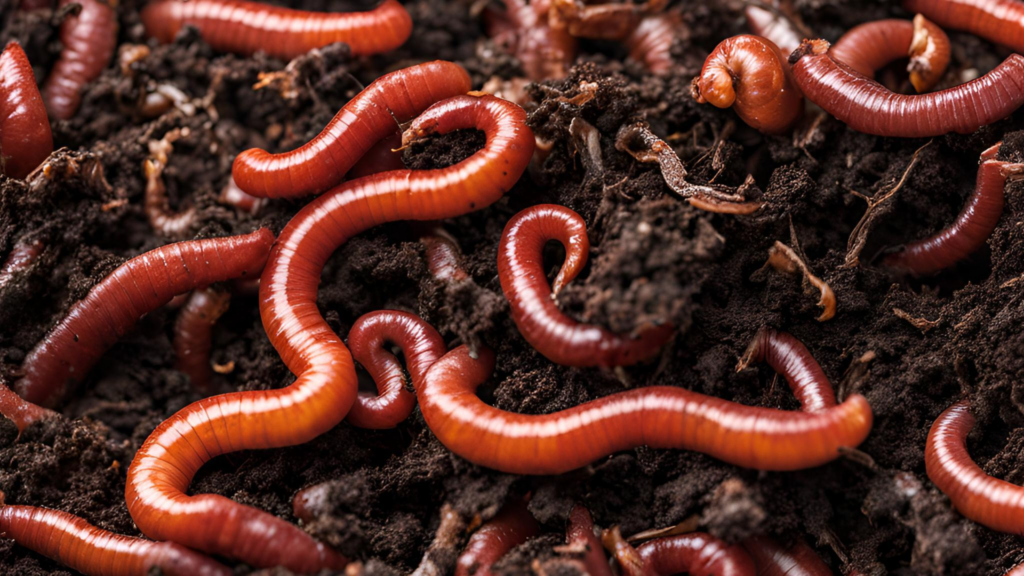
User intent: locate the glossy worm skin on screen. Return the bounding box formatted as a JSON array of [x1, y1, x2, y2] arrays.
[[125, 94, 533, 572], [830, 16, 950, 92], [567, 505, 613, 576], [629, 534, 757, 576], [140, 0, 412, 60], [43, 0, 117, 120], [692, 35, 804, 134], [884, 142, 1022, 275], [0, 239, 44, 292], [498, 204, 673, 367], [0, 503, 230, 576], [218, 177, 266, 215], [14, 229, 274, 408], [347, 131, 406, 180], [485, 0, 578, 81], [173, 288, 231, 395], [925, 400, 1024, 535], [745, 6, 802, 55], [455, 499, 539, 576], [346, 310, 446, 429], [903, 0, 1024, 54], [741, 536, 833, 576], [0, 43, 52, 179], [1008, 566, 1024, 576], [417, 341, 872, 474], [232, 60, 471, 199], [791, 39, 1024, 138], [422, 229, 470, 283], [626, 12, 683, 74], [0, 380, 54, 432], [739, 327, 836, 412]]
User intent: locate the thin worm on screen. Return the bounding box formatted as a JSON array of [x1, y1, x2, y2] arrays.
[[498, 204, 673, 367], [692, 35, 804, 134], [625, 12, 683, 74], [421, 228, 470, 283], [0, 239, 44, 292], [231, 60, 471, 199], [737, 327, 836, 412], [741, 536, 833, 576], [417, 339, 872, 474], [566, 505, 613, 576], [144, 155, 197, 239], [14, 229, 274, 408], [745, 5, 802, 55], [43, 0, 117, 120], [903, 0, 1024, 53], [173, 288, 231, 395], [345, 310, 446, 429], [484, 0, 578, 81], [140, 0, 412, 60], [125, 93, 534, 572], [455, 498, 539, 576], [883, 142, 1023, 275], [218, 177, 266, 215], [0, 379, 55, 432], [829, 16, 950, 93], [790, 39, 1024, 138], [1, 42, 53, 179]]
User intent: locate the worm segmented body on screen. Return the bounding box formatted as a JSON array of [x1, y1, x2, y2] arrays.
[[456, 499, 539, 576], [0, 239, 44, 292], [125, 93, 533, 572], [830, 16, 950, 92], [567, 506, 613, 576], [742, 537, 833, 575], [625, 12, 683, 74], [745, 5, 802, 55], [633, 533, 757, 576], [141, 0, 412, 60], [485, 0, 578, 81], [43, 0, 117, 120], [173, 288, 231, 394], [1, 43, 52, 179], [903, 0, 1024, 53]]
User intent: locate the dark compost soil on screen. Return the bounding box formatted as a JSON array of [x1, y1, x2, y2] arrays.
[[2, 0, 1024, 574]]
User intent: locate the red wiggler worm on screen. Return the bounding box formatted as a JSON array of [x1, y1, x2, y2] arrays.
[[692, 35, 805, 134], [346, 131, 406, 180], [745, 5, 803, 55], [0, 379, 55, 432], [231, 60, 472, 199], [14, 229, 274, 407], [829, 15, 950, 92], [144, 155, 197, 239], [0, 42, 53, 179], [217, 177, 266, 215], [790, 39, 1024, 137], [737, 327, 836, 412], [1007, 565, 1024, 576], [742, 536, 833, 575], [345, 310, 446, 430], [498, 204, 673, 367], [125, 92, 534, 572], [456, 498, 539, 576], [883, 142, 1023, 275], [173, 288, 231, 395], [903, 0, 1024, 53], [0, 239, 44, 292], [421, 228, 470, 283], [566, 505, 613, 576], [614, 532, 757, 576], [140, 0, 412, 61], [484, 0, 578, 81], [625, 12, 684, 74], [43, 0, 117, 120]]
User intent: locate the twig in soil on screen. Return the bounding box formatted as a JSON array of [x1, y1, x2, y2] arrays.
[[838, 350, 875, 401], [625, 515, 699, 542], [793, 111, 827, 162], [144, 127, 198, 238], [759, 223, 837, 321], [892, 308, 940, 333], [569, 117, 604, 180], [838, 446, 878, 470], [411, 504, 467, 576]]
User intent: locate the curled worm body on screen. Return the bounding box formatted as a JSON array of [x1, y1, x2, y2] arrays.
[[173, 288, 231, 394], [43, 0, 117, 120], [456, 499, 539, 576], [141, 0, 412, 60], [633, 533, 757, 576], [567, 505, 613, 576], [1, 43, 53, 179], [903, 0, 1024, 53], [830, 16, 950, 92], [741, 536, 833, 576]]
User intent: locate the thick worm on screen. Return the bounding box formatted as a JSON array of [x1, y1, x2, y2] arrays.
[[485, 0, 578, 81], [625, 12, 683, 74], [622, 533, 757, 576], [830, 16, 950, 92], [421, 228, 470, 283], [345, 310, 446, 429], [14, 229, 274, 407], [140, 0, 412, 60], [566, 505, 613, 576], [498, 204, 673, 367], [346, 131, 405, 180], [417, 340, 872, 474], [741, 536, 833, 576], [903, 0, 1024, 54], [125, 93, 533, 572], [1, 42, 53, 179], [43, 0, 117, 120], [231, 60, 471, 199], [790, 39, 1024, 137], [456, 499, 539, 576], [745, 5, 802, 55], [883, 142, 1023, 275], [173, 288, 231, 395], [692, 35, 804, 134]]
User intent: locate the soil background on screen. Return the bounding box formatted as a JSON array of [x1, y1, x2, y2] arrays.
[[2, 0, 1024, 574]]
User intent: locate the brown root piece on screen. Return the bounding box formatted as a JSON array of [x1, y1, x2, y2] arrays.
[[601, 527, 644, 576], [625, 516, 700, 543], [551, 0, 668, 40], [411, 504, 467, 576], [892, 308, 940, 333], [764, 241, 837, 322], [569, 117, 604, 180], [615, 123, 762, 214], [145, 127, 198, 238]]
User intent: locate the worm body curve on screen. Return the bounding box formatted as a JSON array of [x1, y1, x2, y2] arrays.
[[421, 229, 470, 283], [173, 288, 231, 394], [567, 505, 613, 576], [0, 239, 44, 292], [485, 0, 578, 81], [626, 12, 683, 74], [634, 533, 757, 576], [829, 16, 950, 92], [455, 499, 539, 576], [741, 536, 833, 576], [43, 0, 117, 120], [0, 43, 52, 179], [745, 6, 802, 55], [903, 0, 1024, 54]]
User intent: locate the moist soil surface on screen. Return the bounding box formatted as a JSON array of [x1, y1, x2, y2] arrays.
[[2, 0, 1024, 574]]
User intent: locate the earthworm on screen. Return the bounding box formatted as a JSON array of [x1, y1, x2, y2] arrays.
[[609, 530, 757, 576], [883, 142, 1023, 275], [347, 131, 405, 180], [417, 340, 872, 474], [745, 5, 802, 55], [231, 60, 471, 199], [346, 310, 446, 429], [0, 497, 231, 576], [144, 131, 197, 239], [625, 12, 684, 74], [484, 0, 578, 81], [125, 93, 534, 571], [0, 42, 53, 179], [421, 228, 470, 283], [692, 35, 804, 134], [829, 16, 950, 93], [903, 0, 1024, 53], [20, 0, 52, 10], [498, 204, 674, 367], [173, 288, 231, 395], [0, 380, 55, 432], [737, 327, 835, 412], [0, 239, 44, 293], [566, 505, 613, 576], [741, 536, 833, 576], [1008, 566, 1024, 576], [42, 0, 118, 120], [411, 503, 467, 576], [218, 177, 266, 215], [790, 39, 1024, 137], [140, 0, 412, 60], [456, 499, 539, 576], [14, 229, 274, 407]]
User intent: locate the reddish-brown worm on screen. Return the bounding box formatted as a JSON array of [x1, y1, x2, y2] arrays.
[[484, 0, 578, 81], [566, 505, 613, 576], [231, 60, 471, 199], [14, 229, 274, 408], [692, 35, 804, 134], [42, 0, 117, 120], [20, 0, 52, 10], [0, 496, 231, 576], [790, 39, 1024, 138], [903, 0, 1024, 53], [830, 15, 950, 93], [0, 239, 44, 292], [345, 310, 446, 429], [0, 379, 55, 432], [218, 177, 266, 215], [884, 142, 1023, 275], [745, 5, 803, 55], [737, 327, 836, 412], [456, 498, 539, 576], [498, 204, 673, 367], [125, 93, 534, 572], [625, 12, 684, 74], [609, 531, 757, 576], [346, 131, 406, 180], [140, 0, 412, 60], [0, 42, 53, 179], [741, 536, 834, 576], [173, 288, 231, 395], [421, 228, 470, 283], [144, 145, 197, 239], [1007, 565, 1024, 576], [925, 400, 1024, 535], [417, 336, 872, 474]]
